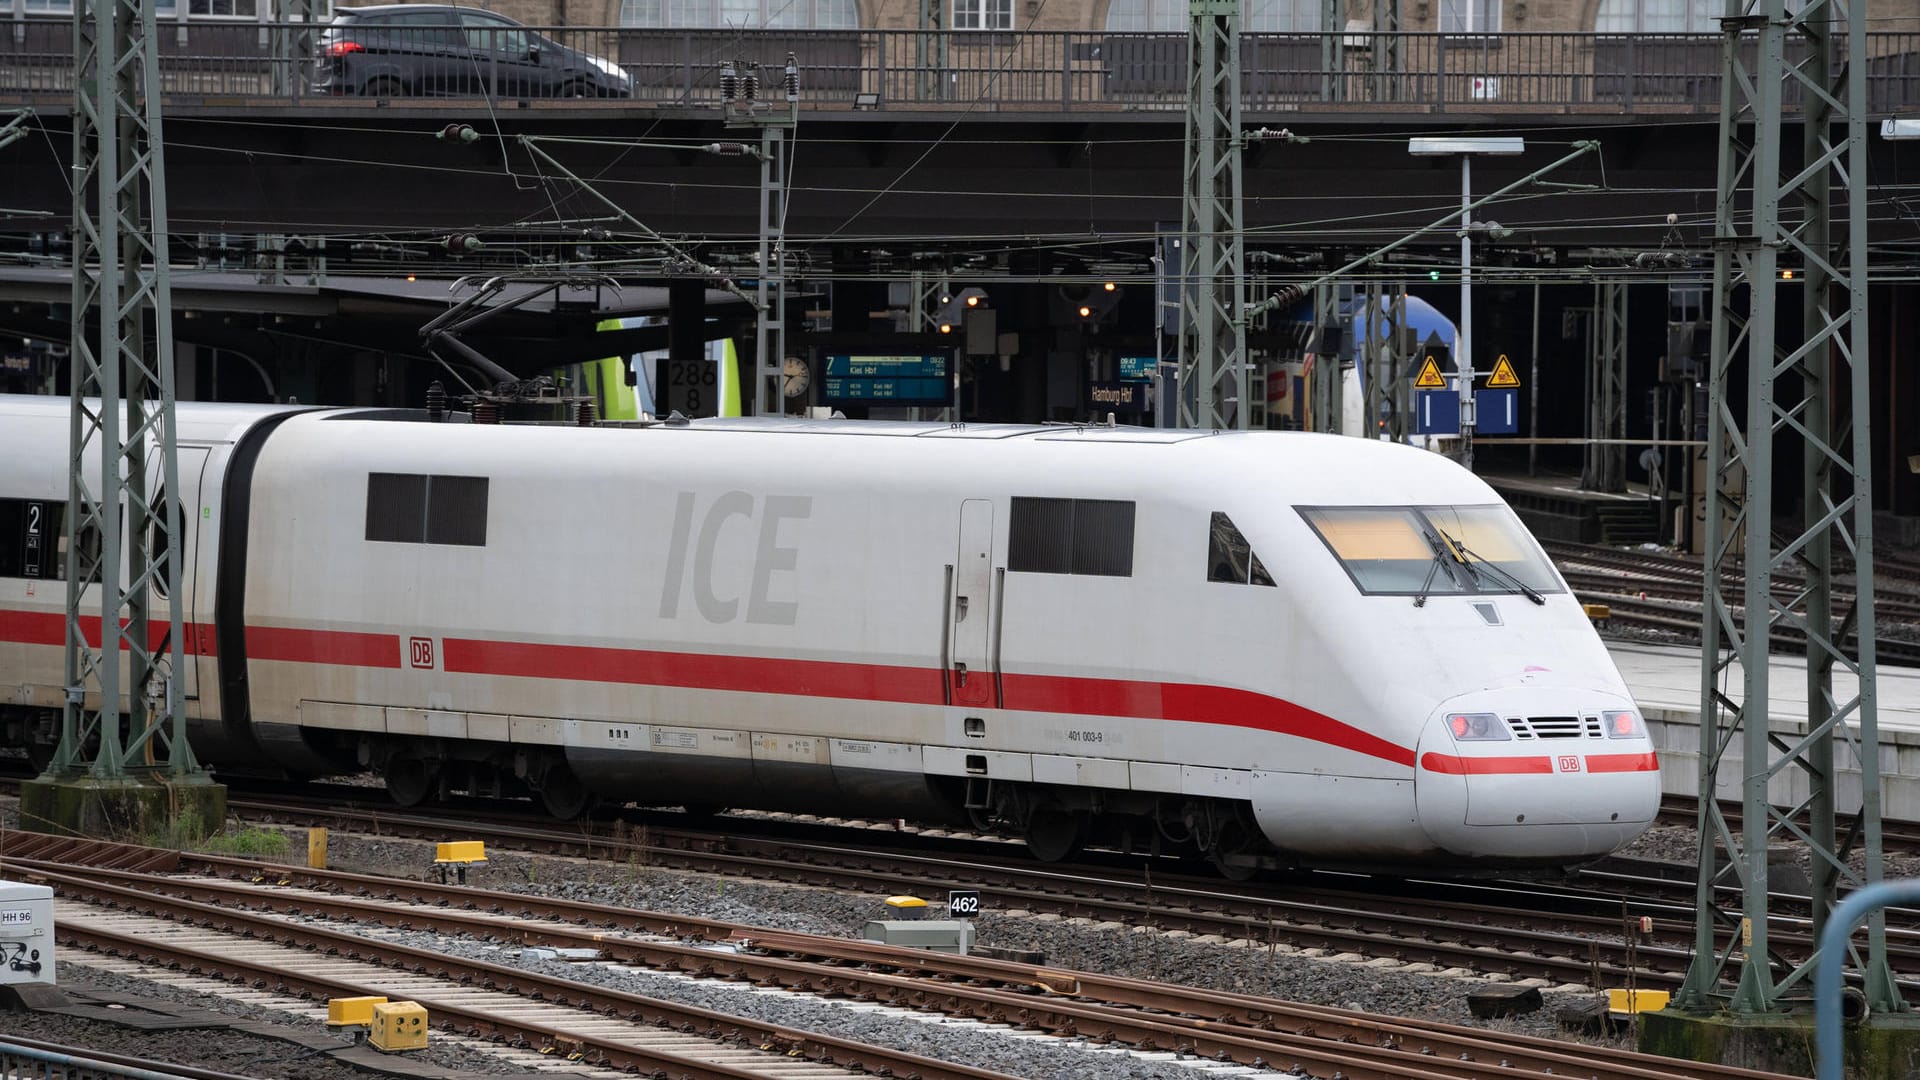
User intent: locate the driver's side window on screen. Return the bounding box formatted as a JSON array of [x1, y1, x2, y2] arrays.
[[460, 13, 528, 54]]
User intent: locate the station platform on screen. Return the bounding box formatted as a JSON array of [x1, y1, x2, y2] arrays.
[[1608, 640, 1920, 820], [1483, 470, 1670, 546]]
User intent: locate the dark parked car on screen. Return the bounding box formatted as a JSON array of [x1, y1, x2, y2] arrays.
[[314, 5, 633, 99]]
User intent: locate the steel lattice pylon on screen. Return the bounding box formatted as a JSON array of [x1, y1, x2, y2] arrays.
[[723, 57, 797, 419], [268, 0, 318, 99], [1676, 0, 1900, 1015], [59, 0, 198, 783], [1307, 283, 1343, 433], [1360, 284, 1410, 442], [1176, 0, 1247, 431], [1371, 0, 1402, 102], [1582, 280, 1627, 492]]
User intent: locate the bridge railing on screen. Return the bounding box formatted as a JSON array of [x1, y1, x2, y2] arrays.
[[2, 21, 1917, 114]]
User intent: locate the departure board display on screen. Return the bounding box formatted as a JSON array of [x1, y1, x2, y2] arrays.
[[822, 354, 952, 406]]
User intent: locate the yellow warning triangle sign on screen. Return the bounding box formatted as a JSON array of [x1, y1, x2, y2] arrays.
[[1487, 354, 1521, 388], [1413, 355, 1447, 389]]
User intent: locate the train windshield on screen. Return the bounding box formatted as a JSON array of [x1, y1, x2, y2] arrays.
[[1299, 505, 1563, 598]]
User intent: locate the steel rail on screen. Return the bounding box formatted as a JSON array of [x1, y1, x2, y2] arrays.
[[18, 858, 1793, 1080], [36, 868, 1022, 1080], [0, 1034, 260, 1080]]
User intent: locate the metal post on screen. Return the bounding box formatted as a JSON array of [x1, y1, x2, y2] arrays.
[[1676, 0, 1896, 1018], [918, 0, 947, 101], [1320, 0, 1343, 103], [1309, 282, 1342, 432], [1177, 0, 1247, 430], [61, 0, 195, 782], [1528, 281, 1539, 475], [716, 55, 798, 418], [270, 0, 317, 101], [1583, 280, 1627, 491], [1363, 281, 1387, 439], [1370, 0, 1400, 102], [1457, 155, 1474, 471], [753, 125, 787, 417]]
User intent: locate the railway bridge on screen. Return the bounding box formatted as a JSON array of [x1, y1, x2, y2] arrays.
[[3, 5, 1920, 523]]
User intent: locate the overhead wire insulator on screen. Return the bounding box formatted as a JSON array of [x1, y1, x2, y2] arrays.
[[702, 142, 751, 156], [741, 71, 759, 102], [442, 234, 482, 254], [784, 53, 799, 102], [719, 62, 738, 102], [435, 123, 478, 143]]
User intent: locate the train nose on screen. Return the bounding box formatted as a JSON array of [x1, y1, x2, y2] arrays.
[[1414, 690, 1662, 864]]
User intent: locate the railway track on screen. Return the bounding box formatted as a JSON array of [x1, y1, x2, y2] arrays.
[[1657, 794, 1920, 856], [1, 833, 1798, 1080], [1544, 538, 1920, 666], [25, 775, 1915, 1007]]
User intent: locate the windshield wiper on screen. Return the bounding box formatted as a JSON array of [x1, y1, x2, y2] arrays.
[[1413, 528, 1458, 608], [1438, 528, 1547, 606]]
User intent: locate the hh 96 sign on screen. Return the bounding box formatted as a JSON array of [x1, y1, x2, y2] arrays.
[[947, 889, 980, 918]]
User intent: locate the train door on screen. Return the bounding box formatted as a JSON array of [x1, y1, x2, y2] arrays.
[[151, 448, 211, 703], [948, 499, 995, 708]]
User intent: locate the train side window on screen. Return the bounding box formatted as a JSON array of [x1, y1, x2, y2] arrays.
[[1208, 512, 1274, 586], [1009, 497, 1134, 577], [366, 473, 428, 543], [426, 475, 489, 547], [0, 497, 68, 580], [1070, 499, 1134, 576], [1009, 497, 1072, 574]]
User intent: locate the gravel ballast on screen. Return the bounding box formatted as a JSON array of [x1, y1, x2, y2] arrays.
[[0, 816, 1816, 1079], [7, 826, 1643, 1076]]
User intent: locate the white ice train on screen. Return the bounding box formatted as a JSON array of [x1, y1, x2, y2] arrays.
[[0, 394, 1660, 874]]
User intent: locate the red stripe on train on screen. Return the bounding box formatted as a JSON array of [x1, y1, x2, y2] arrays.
[[246, 626, 401, 668], [1586, 752, 1660, 773], [440, 639, 1418, 769], [440, 638, 940, 705], [1420, 751, 1659, 775], [1420, 752, 1556, 775], [0, 608, 217, 655]]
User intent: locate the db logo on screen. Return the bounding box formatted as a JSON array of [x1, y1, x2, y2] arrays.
[[1558, 754, 1582, 773], [409, 637, 436, 670]]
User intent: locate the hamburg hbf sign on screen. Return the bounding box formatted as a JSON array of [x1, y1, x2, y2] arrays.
[[1088, 380, 1146, 413]]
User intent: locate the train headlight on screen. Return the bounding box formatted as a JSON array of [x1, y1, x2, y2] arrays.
[[1604, 710, 1644, 738], [1447, 712, 1510, 742]]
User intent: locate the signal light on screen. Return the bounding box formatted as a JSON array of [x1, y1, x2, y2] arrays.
[[1780, 268, 1796, 280], [405, 274, 417, 282], [1103, 281, 1116, 292], [1078, 305, 1092, 318], [939, 323, 953, 334], [965, 295, 980, 308], [1429, 269, 1442, 281]]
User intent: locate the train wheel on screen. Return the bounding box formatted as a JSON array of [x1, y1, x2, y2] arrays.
[[539, 764, 594, 820], [1208, 820, 1262, 882], [385, 757, 434, 808], [1024, 808, 1084, 864]]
